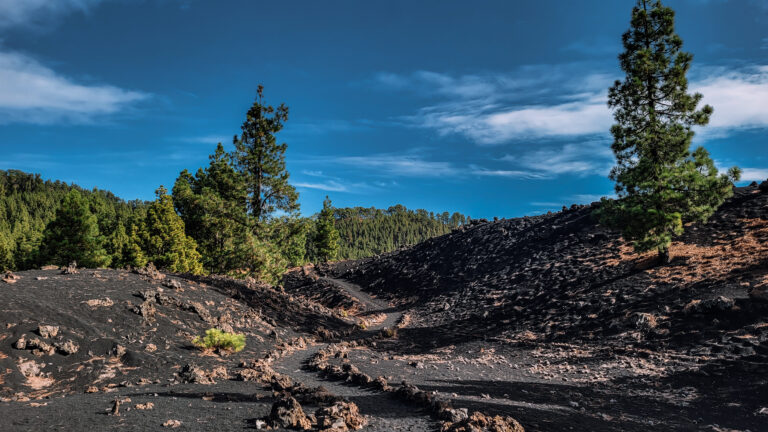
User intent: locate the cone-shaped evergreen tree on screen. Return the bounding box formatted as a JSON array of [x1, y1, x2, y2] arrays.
[[314, 196, 340, 262], [38, 189, 111, 268], [598, 0, 740, 263], [142, 186, 203, 274], [233, 85, 299, 221], [173, 144, 249, 273]]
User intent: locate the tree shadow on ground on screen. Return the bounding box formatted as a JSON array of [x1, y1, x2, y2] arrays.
[[418, 378, 702, 432]]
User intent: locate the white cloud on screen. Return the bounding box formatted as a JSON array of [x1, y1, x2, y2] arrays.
[[696, 66, 768, 132], [0, 50, 148, 124], [334, 154, 457, 177], [420, 93, 611, 145], [714, 160, 767, 183], [0, 0, 107, 28], [294, 181, 349, 192], [471, 141, 614, 180], [516, 141, 614, 177], [302, 170, 324, 177], [739, 167, 768, 182], [469, 165, 546, 179], [379, 65, 768, 145]]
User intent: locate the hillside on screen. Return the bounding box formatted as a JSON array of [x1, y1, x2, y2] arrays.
[[285, 180, 768, 431], [2, 180, 766, 431]]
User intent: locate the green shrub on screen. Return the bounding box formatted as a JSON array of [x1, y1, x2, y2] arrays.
[[192, 328, 245, 353]]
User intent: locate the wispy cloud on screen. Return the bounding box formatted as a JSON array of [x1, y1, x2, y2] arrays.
[[332, 154, 457, 177], [0, 0, 109, 28], [696, 66, 768, 133], [174, 134, 231, 145], [738, 167, 768, 182], [418, 92, 610, 145], [516, 141, 614, 177], [377, 65, 768, 145], [470, 141, 614, 180], [0, 50, 149, 124], [293, 180, 349, 192], [714, 159, 767, 183], [292, 170, 384, 194], [469, 165, 547, 179]]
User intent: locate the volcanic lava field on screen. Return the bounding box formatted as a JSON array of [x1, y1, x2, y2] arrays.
[[1, 181, 767, 431]]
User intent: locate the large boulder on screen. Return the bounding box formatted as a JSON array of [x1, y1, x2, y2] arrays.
[[268, 395, 312, 430]]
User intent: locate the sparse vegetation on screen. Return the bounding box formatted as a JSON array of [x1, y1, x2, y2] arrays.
[[192, 328, 246, 353]]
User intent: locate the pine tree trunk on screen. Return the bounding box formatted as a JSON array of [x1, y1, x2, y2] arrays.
[[659, 247, 671, 265]]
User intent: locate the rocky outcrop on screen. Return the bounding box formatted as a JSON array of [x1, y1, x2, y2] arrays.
[[315, 401, 366, 431], [267, 394, 312, 430]]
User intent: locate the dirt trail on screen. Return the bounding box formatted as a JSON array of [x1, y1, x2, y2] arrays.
[[273, 278, 433, 430], [318, 277, 402, 330]]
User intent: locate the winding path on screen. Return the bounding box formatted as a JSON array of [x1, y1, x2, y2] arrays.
[[273, 278, 434, 431]]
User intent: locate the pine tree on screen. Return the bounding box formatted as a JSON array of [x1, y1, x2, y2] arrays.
[[271, 216, 309, 267], [233, 85, 299, 221], [124, 223, 148, 268], [142, 186, 203, 274], [0, 232, 14, 271], [173, 144, 249, 273], [598, 0, 740, 263], [314, 196, 340, 262], [38, 190, 111, 268]]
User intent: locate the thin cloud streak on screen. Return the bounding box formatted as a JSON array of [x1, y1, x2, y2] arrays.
[[293, 181, 349, 192], [332, 154, 457, 177]]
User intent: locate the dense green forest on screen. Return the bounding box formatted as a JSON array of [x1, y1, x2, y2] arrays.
[[0, 169, 146, 271], [0, 168, 465, 276], [334, 205, 466, 259]]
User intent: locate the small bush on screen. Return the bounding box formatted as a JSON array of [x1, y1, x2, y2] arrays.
[[192, 328, 245, 353]]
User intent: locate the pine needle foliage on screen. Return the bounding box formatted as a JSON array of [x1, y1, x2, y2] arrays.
[[597, 0, 740, 263], [192, 328, 246, 353], [313, 196, 340, 262], [38, 189, 111, 268], [233, 85, 299, 221]]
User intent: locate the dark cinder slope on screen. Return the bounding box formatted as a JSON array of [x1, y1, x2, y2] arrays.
[[328, 182, 768, 356]]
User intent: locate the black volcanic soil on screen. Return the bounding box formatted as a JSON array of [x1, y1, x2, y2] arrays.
[[2, 181, 767, 431], [283, 182, 768, 431]]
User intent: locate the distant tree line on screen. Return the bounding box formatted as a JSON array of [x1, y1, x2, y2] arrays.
[[0, 89, 466, 280], [332, 205, 466, 260]]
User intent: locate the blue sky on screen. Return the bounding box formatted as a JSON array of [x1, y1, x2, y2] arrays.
[[0, 0, 766, 218]]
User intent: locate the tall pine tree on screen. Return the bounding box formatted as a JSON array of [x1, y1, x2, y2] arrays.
[[141, 186, 203, 274], [38, 189, 111, 268], [313, 196, 340, 262], [233, 85, 299, 221], [598, 0, 740, 263]]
